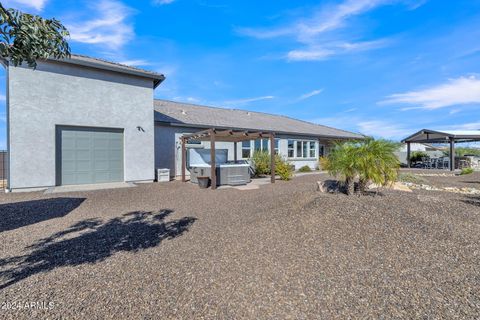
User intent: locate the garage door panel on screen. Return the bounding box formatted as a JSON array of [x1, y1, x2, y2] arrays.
[[59, 127, 124, 185]]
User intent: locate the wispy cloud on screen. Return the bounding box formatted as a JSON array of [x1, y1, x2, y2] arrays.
[[153, 0, 175, 5], [3, 0, 48, 11], [382, 76, 480, 110], [0, 94, 5, 102], [67, 0, 134, 50], [224, 95, 275, 105], [314, 115, 413, 140], [238, 0, 424, 61], [287, 39, 389, 61], [299, 89, 324, 100]]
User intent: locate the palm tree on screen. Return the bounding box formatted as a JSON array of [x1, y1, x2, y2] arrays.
[[324, 139, 400, 195], [356, 139, 400, 194], [323, 142, 358, 195]]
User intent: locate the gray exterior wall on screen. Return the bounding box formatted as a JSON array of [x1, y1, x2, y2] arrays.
[[155, 123, 331, 176], [8, 61, 155, 190]]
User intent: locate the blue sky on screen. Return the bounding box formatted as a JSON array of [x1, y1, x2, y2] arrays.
[[1, 0, 480, 148]]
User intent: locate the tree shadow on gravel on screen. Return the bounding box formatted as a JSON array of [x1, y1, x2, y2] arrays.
[[460, 195, 480, 207], [0, 198, 86, 233], [0, 209, 196, 289]]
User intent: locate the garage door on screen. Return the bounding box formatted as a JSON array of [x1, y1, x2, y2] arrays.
[[57, 127, 124, 185]]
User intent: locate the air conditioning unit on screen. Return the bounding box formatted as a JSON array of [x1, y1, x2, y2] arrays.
[[156, 168, 170, 182]]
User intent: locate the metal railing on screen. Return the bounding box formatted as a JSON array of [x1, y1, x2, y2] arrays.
[[0, 150, 7, 190]]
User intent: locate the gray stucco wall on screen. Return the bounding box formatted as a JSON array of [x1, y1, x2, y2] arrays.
[[8, 61, 155, 190], [154, 123, 328, 176]]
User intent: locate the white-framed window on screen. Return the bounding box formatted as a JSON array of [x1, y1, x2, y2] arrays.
[[242, 140, 251, 158], [288, 140, 295, 158], [289, 140, 317, 158], [254, 139, 269, 152], [274, 138, 279, 154]]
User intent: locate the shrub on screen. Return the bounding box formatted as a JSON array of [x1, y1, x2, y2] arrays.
[[319, 156, 329, 171], [410, 151, 428, 163], [251, 150, 270, 176], [298, 165, 312, 172], [275, 155, 293, 181], [460, 167, 474, 175], [251, 151, 293, 180], [397, 173, 428, 184], [324, 139, 400, 195]]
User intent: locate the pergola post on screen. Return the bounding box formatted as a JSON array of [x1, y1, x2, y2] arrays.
[[406, 142, 411, 168], [210, 129, 217, 189], [234, 141, 238, 162], [270, 133, 275, 183], [449, 138, 455, 171], [181, 138, 186, 182]]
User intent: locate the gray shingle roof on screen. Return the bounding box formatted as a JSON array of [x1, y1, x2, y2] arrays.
[[154, 99, 363, 139], [56, 54, 165, 87]]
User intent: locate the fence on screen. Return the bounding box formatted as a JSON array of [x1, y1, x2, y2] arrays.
[[0, 150, 7, 190]]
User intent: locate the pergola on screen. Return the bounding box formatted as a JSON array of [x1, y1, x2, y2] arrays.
[[180, 129, 276, 189], [402, 129, 480, 171]]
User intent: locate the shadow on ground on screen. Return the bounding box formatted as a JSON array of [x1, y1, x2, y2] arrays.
[[0, 209, 196, 289], [0, 198, 86, 233], [461, 195, 480, 207]]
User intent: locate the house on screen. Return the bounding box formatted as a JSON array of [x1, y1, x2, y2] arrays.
[[3, 55, 362, 191], [154, 100, 363, 178], [3, 54, 164, 191]]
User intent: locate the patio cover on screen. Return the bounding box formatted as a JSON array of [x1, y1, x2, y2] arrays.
[[180, 129, 276, 189], [402, 129, 480, 170]]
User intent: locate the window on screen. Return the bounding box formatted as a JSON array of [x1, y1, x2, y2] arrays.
[[242, 140, 251, 158], [274, 139, 279, 154], [310, 141, 316, 158], [288, 140, 295, 158], [254, 139, 269, 152], [319, 145, 325, 157], [290, 140, 317, 158], [254, 139, 261, 151]]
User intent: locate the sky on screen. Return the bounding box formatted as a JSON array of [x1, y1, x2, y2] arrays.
[[1, 0, 480, 149]]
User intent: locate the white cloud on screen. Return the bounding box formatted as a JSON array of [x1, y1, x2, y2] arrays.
[[224, 96, 275, 105], [238, 0, 424, 61], [299, 89, 324, 100], [0, 94, 5, 102], [357, 120, 412, 139], [3, 0, 47, 11], [153, 0, 175, 5], [67, 0, 134, 50], [382, 76, 480, 110], [443, 122, 480, 131], [314, 115, 413, 140], [118, 59, 150, 67], [287, 39, 388, 61]]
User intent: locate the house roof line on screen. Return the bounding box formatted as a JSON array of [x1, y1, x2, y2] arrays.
[[57, 54, 165, 88], [154, 99, 364, 140]]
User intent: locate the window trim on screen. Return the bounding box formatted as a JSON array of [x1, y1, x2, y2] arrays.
[[287, 139, 317, 159]]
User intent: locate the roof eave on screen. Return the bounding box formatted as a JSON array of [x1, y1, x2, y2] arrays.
[[155, 120, 364, 140]]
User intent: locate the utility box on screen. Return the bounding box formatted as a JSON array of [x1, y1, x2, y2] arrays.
[[156, 168, 170, 182]]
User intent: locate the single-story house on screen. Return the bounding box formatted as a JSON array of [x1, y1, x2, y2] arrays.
[[3, 54, 362, 191], [154, 100, 363, 178]]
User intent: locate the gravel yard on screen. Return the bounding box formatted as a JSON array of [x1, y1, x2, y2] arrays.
[[0, 173, 479, 319]]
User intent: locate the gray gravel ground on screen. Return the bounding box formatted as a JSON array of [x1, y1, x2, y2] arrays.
[[0, 173, 479, 319]]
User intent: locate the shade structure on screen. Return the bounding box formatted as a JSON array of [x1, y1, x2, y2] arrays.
[[180, 129, 276, 189], [402, 129, 480, 171]]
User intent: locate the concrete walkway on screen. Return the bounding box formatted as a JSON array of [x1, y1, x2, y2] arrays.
[[45, 182, 137, 194]]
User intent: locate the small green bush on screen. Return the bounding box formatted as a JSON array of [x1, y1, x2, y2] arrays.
[[298, 165, 312, 173], [410, 151, 428, 163], [397, 173, 428, 184], [251, 150, 270, 176], [275, 155, 293, 181], [460, 167, 474, 175]]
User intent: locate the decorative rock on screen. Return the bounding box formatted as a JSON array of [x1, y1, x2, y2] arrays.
[[316, 180, 341, 193]]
